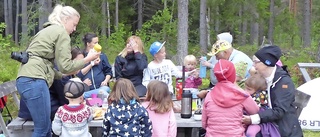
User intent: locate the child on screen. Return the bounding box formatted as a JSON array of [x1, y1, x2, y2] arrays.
[[142, 80, 177, 137], [52, 78, 93, 137], [244, 73, 280, 137], [202, 59, 259, 136], [102, 78, 152, 136], [143, 41, 194, 94], [182, 55, 202, 89]]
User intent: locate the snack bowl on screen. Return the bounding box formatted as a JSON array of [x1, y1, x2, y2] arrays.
[[193, 113, 202, 121]]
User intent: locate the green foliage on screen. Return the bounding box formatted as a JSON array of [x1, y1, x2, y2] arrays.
[[0, 23, 11, 51], [105, 23, 132, 64], [303, 130, 320, 137], [0, 23, 21, 83], [136, 8, 177, 59]]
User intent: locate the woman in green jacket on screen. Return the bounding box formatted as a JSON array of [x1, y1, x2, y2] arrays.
[[15, 4, 99, 137]]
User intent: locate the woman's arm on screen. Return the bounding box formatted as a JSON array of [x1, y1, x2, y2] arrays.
[[114, 56, 123, 80], [55, 33, 99, 74], [134, 53, 148, 71]]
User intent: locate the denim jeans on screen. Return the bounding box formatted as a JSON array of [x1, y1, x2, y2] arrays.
[[83, 86, 110, 99], [16, 77, 52, 137]]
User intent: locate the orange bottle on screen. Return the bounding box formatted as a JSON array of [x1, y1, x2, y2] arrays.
[[176, 80, 183, 100]]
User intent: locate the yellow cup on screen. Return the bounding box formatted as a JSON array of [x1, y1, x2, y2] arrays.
[[93, 44, 102, 52]]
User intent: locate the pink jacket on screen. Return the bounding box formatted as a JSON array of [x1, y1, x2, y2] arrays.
[[142, 102, 177, 137], [202, 82, 259, 137]]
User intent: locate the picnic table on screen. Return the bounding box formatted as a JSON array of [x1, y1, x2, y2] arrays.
[[7, 113, 201, 137]]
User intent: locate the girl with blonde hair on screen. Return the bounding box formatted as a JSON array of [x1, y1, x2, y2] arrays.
[[114, 36, 148, 97], [16, 4, 99, 137]]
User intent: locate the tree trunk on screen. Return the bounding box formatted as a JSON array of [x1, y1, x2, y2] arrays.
[[21, 0, 28, 44], [163, 0, 167, 9], [4, 0, 10, 36], [137, 0, 143, 30], [199, 0, 207, 54], [115, 0, 119, 28], [258, 21, 265, 46], [241, 20, 248, 46], [302, 0, 311, 47], [8, 0, 14, 38], [14, 0, 19, 45], [207, 7, 211, 48], [38, 0, 50, 30], [107, 0, 111, 37], [267, 0, 275, 44], [101, 0, 106, 36], [317, 41, 320, 62], [47, 0, 52, 12], [214, 6, 219, 33], [249, 10, 259, 45], [177, 0, 188, 65]]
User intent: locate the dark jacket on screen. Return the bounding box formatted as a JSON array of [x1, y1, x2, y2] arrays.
[[76, 52, 112, 90], [258, 66, 303, 137], [114, 52, 148, 86]]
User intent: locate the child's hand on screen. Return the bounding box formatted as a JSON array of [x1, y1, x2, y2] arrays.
[[192, 69, 200, 78], [186, 69, 197, 77]]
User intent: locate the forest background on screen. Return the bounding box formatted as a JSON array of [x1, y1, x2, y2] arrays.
[[0, 0, 320, 135]]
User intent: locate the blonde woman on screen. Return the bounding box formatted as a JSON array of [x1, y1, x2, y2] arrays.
[[114, 36, 148, 97], [16, 4, 99, 137]]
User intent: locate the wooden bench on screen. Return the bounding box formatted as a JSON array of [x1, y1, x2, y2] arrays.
[[0, 81, 20, 137]]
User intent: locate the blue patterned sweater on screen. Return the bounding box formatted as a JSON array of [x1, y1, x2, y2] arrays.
[[102, 99, 152, 137]]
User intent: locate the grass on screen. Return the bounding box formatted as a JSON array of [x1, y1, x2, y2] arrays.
[[303, 130, 320, 137]]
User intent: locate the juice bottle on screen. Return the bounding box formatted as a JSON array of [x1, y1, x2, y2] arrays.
[[175, 80, 183, 100]]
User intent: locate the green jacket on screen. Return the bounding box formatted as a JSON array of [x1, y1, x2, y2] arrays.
[[17, 23, 85, 87]]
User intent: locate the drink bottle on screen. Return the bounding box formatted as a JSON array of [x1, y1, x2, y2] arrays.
[[181, 90, 192, 118], [175, 80, 183, 100], [199, 56, 207, 78], [91, 44, 102, 66]]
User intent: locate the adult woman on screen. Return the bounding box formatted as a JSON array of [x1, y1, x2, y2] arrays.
[[114, 36, 148, 97], [76, 33, 113, 98], [15, 5, 99, 137], [242, 45, 303, 137]]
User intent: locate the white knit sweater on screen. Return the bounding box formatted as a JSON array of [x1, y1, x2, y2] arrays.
[[52, 104, 93, 137]]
